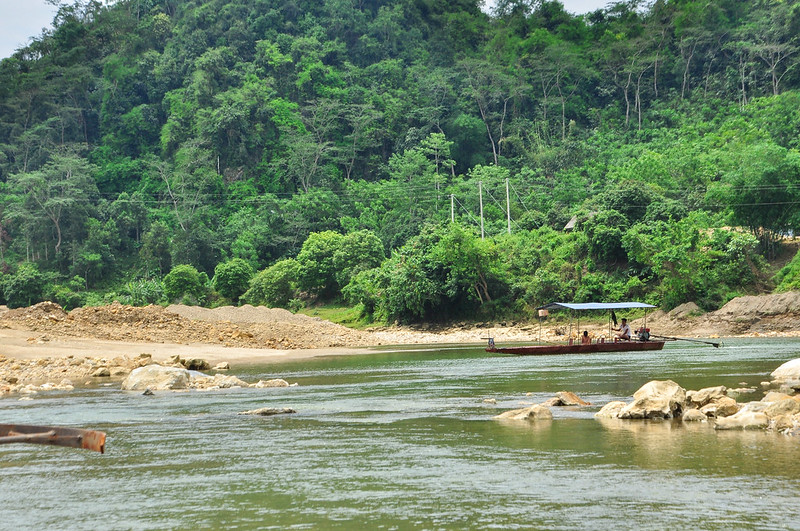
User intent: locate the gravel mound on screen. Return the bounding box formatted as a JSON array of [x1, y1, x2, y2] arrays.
[[167, 304, 317, 324], [1, 301, 373, 349]]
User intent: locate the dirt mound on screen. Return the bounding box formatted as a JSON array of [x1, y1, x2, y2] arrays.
[[647, 292, 800, 337], [167, 304, 315, 325], [0, 301, 373, 350], [3, 301, 68, 322], [713, 292, 800, 317]]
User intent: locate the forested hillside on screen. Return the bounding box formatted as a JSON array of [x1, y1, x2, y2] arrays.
[[1, 0, 800, 323]]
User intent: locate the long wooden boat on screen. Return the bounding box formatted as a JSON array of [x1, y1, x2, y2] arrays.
[[486, 339, 665, 356], [486, 300, 665, 356], [0, 424, 106, 453]]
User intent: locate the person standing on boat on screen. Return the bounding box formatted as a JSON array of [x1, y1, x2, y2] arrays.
[[581, 330, 591, 344], [614, 318, 631, 340]]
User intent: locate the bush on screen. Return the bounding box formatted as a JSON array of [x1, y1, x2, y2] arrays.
[[3, 263, 45, 309], [342, 268, 384, 318], [213, 258, 254, 302], [242, 259, 300, 308], [163, 264, 208, 304], [774, 248, 800, 292], [46, 285, 84, 310], [120, 279, 165, 306]]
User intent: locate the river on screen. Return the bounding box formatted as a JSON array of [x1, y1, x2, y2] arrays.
[[2, 338, 800, 529]]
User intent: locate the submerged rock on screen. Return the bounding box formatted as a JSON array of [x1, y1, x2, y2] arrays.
[[555, 391, 591, 406], [714, 410, 769, 430], [595, 401, 627, 418], [494, 404, 553, 421], [252, 378, 292, 388], [239, 407, 296, 416], [682, 408, 708, 422]]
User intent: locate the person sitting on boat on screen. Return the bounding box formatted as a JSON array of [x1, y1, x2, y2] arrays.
[[581, 330, 591, 344], [614, 318, 631, 340]]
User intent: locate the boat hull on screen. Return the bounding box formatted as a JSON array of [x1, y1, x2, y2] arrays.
[[487, 340, 665, 356]]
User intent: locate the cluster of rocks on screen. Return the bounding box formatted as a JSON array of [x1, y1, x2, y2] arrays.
[[121, 364, 296, 392], [0, 352, 155, 395], [495, 358, 800, 436], [595, 379, 800, 435], [494, 391, 592, 421], [0, 350, 242, 395]]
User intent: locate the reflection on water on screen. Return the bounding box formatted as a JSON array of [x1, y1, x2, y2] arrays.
[[1, 338, 800, 529]]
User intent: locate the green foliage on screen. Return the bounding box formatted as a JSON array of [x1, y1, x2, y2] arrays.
[[213, 258, 254, 303], [622, 217, 765, 311], [296, 230, 345, 299], [0, 0, 796, 320], [242, 259, 300, 308], [139, 222, 172, 276], [333, 230, 385, 289], [119, 279, 165, 306], [3, 263, 45, 309], [45, 284, 85, 310], [774, 248, 800, 292], [163, 264, 208, 304]]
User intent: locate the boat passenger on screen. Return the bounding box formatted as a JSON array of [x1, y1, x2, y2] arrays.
[[581, 330, 591, 344], [614, 318, 631, 340]]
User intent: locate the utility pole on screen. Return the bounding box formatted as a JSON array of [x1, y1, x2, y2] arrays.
[[479, 180, 484, 240], [450, 194, 454, 223], [505, 178, 511, 234]]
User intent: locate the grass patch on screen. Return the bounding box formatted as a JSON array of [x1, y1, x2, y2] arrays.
[[298, 304, 374, 330]]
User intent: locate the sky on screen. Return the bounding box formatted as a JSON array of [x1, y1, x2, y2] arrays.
[[0, 0, 611, 60]]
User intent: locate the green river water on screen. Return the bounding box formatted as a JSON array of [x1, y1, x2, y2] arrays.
[[2, 337, 800, 530]]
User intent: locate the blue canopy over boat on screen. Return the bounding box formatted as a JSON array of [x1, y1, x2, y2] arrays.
[[536, 302, 656, 311]]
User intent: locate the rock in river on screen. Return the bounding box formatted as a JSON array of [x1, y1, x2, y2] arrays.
[[618, 380, 686, 419], [494, 404, 553, 421], [239, 407, 297, 416], [121, 365, 190, 391], [771, 358, 800, 382]]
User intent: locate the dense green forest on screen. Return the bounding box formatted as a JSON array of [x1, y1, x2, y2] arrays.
[[1, 0, 800, 323]]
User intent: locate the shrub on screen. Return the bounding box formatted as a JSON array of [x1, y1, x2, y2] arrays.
[[774, 248, 800, 292], [120, 279, 165, 306], [213, 258, 254, 302], [3, 263, 45, 309], [45, 284, 84, 310], [242, 259, 300, 308], [163, 264, 208, 304]]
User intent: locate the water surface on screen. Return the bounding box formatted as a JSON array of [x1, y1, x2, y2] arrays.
[[2, 338, 799, 529]]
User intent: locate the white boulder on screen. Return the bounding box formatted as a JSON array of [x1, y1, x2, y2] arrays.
[[771, 358, 800, 382], [121, 365, 190, 391], [686, 386, 727, 407], [618, 380, 687, 419]]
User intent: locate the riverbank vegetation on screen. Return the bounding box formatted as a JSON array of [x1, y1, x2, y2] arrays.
[[1, 0, 799, 323]]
